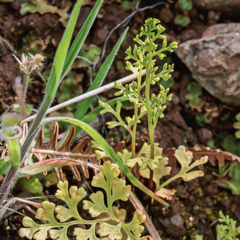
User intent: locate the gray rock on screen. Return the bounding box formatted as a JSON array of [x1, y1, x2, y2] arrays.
[[193, 0, 240, 12], [175, 23, 240, 105], [160, 214, 187, 237]]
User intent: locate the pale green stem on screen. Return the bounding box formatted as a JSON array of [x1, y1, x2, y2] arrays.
[[145, 66, 154, 159], [107, 183, 112, 215], [146, 33, 155, 159], [131, 105, 138, 158], [131, 66, 143, 158], [159, 168, 187, 189], [159, 174, 181, 190], [118, 117, 132, 134], [160, 162, 204, 189], [153, 117, 158, 130], [43, 217, 112, 228], [153, 111, 161, 130], [145, 56, 155, 191], [137, 67, 143, 93]]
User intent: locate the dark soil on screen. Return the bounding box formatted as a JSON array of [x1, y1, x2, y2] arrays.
[[0, 0, 240, 239]]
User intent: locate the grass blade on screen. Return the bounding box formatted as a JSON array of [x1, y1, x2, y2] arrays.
[[46, 0, 84, 98], [61, 0, 104, 80], [21, 0, 83, 159], [18, 158, 99, 178]]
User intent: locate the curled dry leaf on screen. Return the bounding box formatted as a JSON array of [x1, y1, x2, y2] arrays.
[[163, 146, 240, 168], [30, 122, 125, 181], [32, 122, 96, 181]]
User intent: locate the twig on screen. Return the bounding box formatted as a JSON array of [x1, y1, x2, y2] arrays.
[[31, 148, 97, 159], [21, 70, 146, 124]]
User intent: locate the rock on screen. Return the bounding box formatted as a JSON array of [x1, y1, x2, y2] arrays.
[[207, 11, 220, 25], [175, 23, 240, 105], [176, 185, 188, 199], [205, 196, 214, 207], [205, 183, 219, 196], [197, 128, 213, 144], [193, 0, 240, 12], [171, 93, 180, 106], [180, 29, 198, 42], [93, 28, 109, 45], [159, 6, 173, 24], [186, 129, 198, 145], [159, 214, 187, 237]]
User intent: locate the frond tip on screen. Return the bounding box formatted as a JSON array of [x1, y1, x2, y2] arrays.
[[19, 161, 147, 240]]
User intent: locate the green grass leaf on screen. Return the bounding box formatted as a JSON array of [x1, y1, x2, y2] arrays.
[[60, 0, 104, 81], [45, 0, 83, 98], [21, 0, 89, 160], [24, 0, 84, 145]]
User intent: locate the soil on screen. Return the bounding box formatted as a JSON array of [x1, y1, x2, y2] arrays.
[[0, 0, 240, 239]]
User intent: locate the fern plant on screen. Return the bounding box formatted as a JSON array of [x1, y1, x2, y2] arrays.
[[216, 211, 240, 240], [195, 211, 240, 240], [100, 18, 177, 161], [19, 161, 147, 240], [98, 18, 207, 198]]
